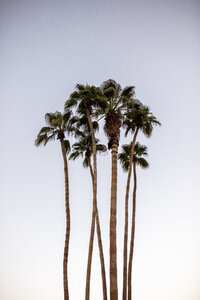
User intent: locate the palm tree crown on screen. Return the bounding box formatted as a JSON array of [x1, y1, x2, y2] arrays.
[[123, 103, 161, 138], [70, 133, 106, 168], [65, 84, 104, 116], [97, 79, 136, 149], [35, 110, 72, 152], [119, 142, 149, 172]]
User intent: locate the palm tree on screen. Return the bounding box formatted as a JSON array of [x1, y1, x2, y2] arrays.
[[97, 79, 135, 300], [35, 111, 72, 300], [119, 142, 149, 300], [65, 85, 107, 300], [122, 105, 161, 300]]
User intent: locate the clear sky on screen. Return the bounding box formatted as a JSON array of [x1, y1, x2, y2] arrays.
[[0, 0, 200, 299]]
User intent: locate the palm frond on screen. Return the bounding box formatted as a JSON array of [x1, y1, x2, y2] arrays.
[[101, 79, 121, 92], [63, 110, 72, 124], [44, 134, 56, 145], [96, 144, 107, 153], [38, 126, 54, 135], [136, 157, 149, 169], [65, 97, 78, 110], [83, 157, 89, 168], [64, 140, 71, 154], [118, 141, 149, 171], [35, 134, 48, 147], [118, 151, 130, 172], [45, 113, 56, 126], [121, 86, 135, 98], [69, 151, 83, 160], [134, 142, 148, 156]]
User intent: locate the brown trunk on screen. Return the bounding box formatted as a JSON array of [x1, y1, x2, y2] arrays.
[[110, 142, 118, 300], [128, 161, 137, 300], [122, 128, 139, 300], [95, 208, 108, 300], [60, 140, 70, 300], [88, 157, 108, 300], [85, 108, 107, 300], [85, 198, 96, 300]]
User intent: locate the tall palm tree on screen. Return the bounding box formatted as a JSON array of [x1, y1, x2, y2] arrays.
[[122, 105, 161, 300], [35, 111, 72, 300], [119, 142, 149, 300], [97, 79, 135, 300], [65, 86, 107, 300]]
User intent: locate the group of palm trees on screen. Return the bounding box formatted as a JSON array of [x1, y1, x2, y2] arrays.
[[35, 79, 161, 300]]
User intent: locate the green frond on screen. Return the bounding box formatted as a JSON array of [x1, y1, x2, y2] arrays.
[[103, 86, 116, 98], [73, 129, 86, 139], [134, 142, 148, 156], [69, 116, 79, 125], [118, 141, 149, 171], [65, 97, 78, 110], [69, 151, 83, 160], [123, 103, 160, 138], [96, 144, 107, 153], [51, 118, 60, 128], [44, 134, 56, 145], [118, 151, 130, 172], [142, 121, 153, 138], [35, 134, 48, 147], [92, 121, 99, 132], [64, 140, 71, 154], [136, 157, 149, 169], [76, 84, 86, 91], [63, 110, 72, 123], [38, 126, 54, 135], [83, 157, 89, 168], [101, 79, 121, 92], [45, 113, 56, 126], [121, 86, 135, 99], [123, 118, 136, 136], [71, 142, 87, 152]]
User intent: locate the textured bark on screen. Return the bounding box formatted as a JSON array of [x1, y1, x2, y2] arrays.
[[110, 143, 118, 300], [128, 161, 137, 300], [85, 202, 96, 300], [122, 128, 139, 300], [60, 140, 70, 300], [88, 158, 108, 300], [85, 108, 107, 300], [95, 207, 107, 300]]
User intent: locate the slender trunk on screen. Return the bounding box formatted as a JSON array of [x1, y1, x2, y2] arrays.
[[128, 162, 137, 300], [96, 208, 108, 300], [110, 142, 118, 300], [88, 157, 94, 184], [88, 158, 108, 300], [60, 140, 70, 300], [85, 197, 96, 300], [122, 128, 139, 300], [85, 108, 107, 300]]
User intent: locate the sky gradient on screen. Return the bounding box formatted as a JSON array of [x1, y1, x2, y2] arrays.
[[1, 0, 200, 299]]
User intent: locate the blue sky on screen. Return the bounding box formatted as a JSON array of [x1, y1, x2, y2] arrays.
[[0, 0, 200, 299]]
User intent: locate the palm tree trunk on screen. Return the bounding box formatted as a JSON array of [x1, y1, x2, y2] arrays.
[[110, 142, 118, 300], [88, 158, 108, 300], [60, 140, 70, 300], [122, 128, 139, 300], [85, 108, 107, 300], [85, 201, 96, 300], [128, 161, 137, 300]]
